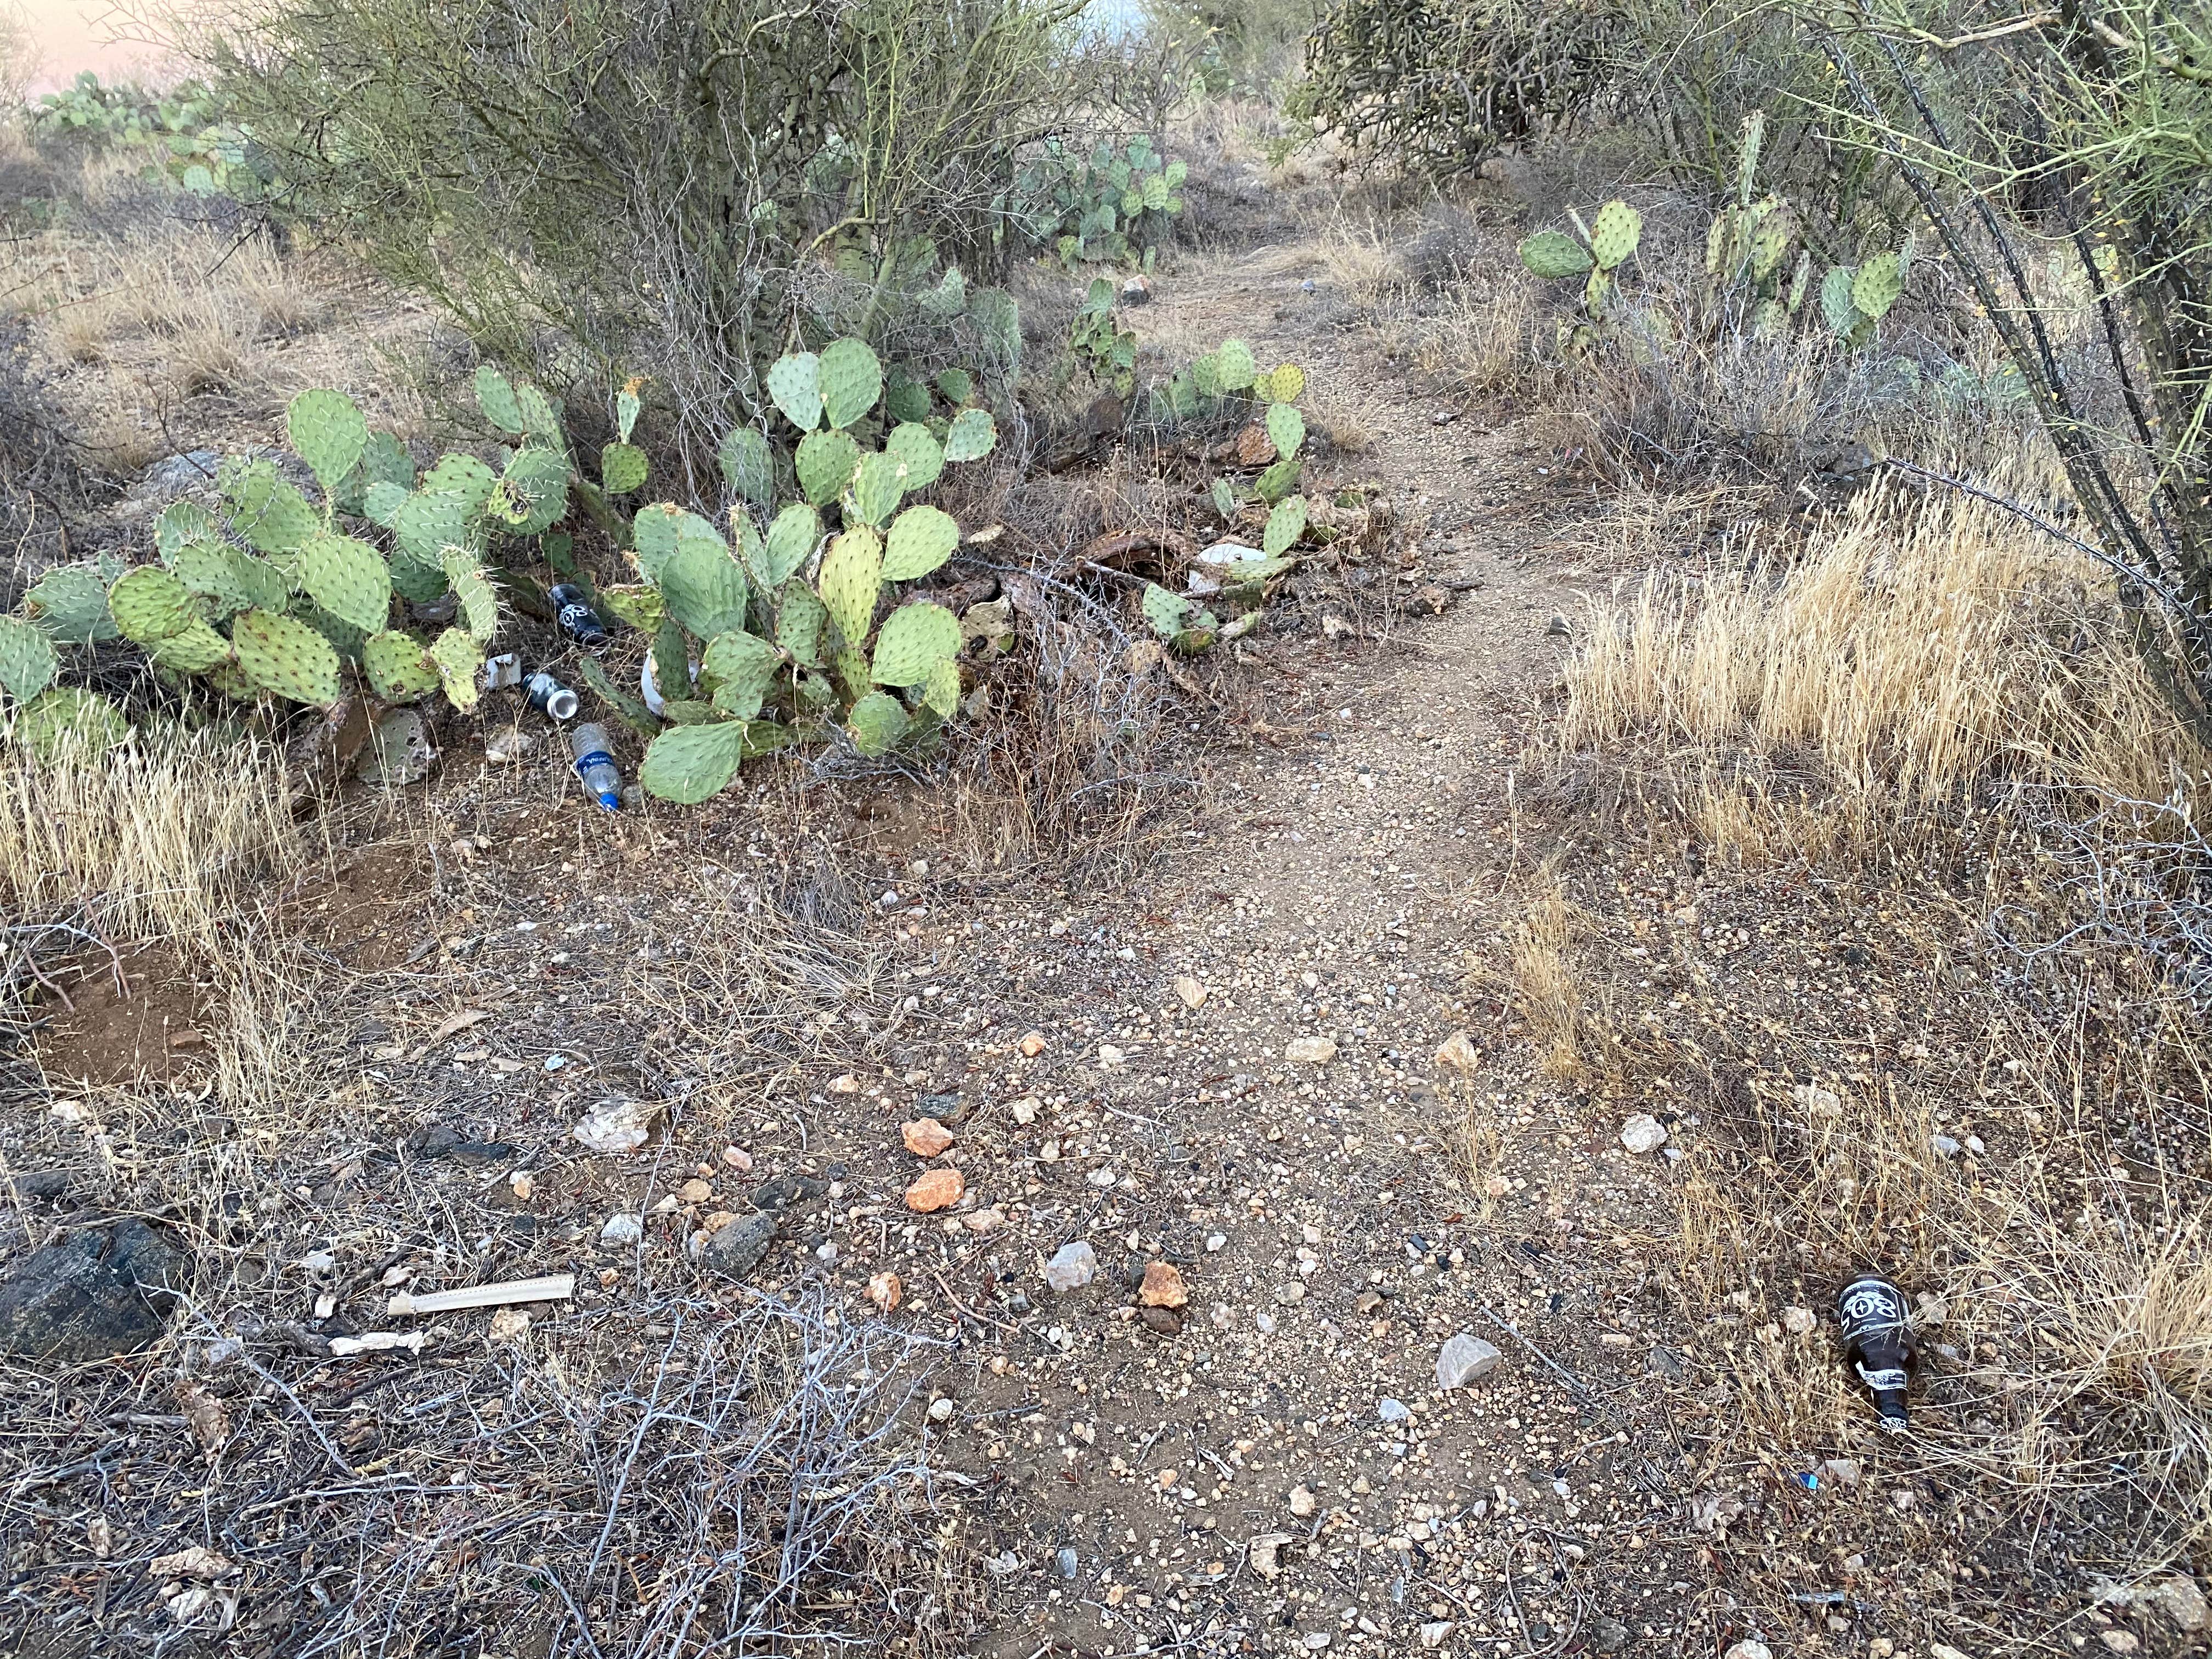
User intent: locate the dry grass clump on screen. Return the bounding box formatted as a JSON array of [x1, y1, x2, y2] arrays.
[[1559, 484, 2209, 860]]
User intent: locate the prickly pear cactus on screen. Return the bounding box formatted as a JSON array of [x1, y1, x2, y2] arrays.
[[0, 615, 58, 706], [1588, 201, 1642, 273], [640, 718, 752, 804], [870, 602, 961, 687], [23, 567, 116, 645], [881, 505, 959, 580], [233, 608, 342, 706], [1850, 252, 1903, 323], [816, 527, 883, 645], [1520, 230, 1593, 279], [818, 338, 883, 431]]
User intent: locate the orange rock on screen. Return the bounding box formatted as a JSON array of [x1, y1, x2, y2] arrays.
[[1019, 1030, 1047, 1057], [905, 1167, 964, 1212], [677, 1177, 713, 1205], [868, 1272, 904, 1313], [1139, 1260, 1188, 1308], [902, 1118, 954, 1158]]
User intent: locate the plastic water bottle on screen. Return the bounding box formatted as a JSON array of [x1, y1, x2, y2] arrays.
[[569, 722, 620, 812], [1836, 1275, 1915, 1433], [524, 671, 579, 721], [550, 583, 611, 650]]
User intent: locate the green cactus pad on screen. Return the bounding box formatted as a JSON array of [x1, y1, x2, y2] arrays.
[[1141, 582, 1190, 638], [13, 686, 127, 763], [819, 338, 883, 431], [849, 450, 907, 528], [578, 656, 658, 732], [718, 426, 774, 506], [831, 645, 872, 703], [429, 627, 483, 712], [1216, 339, 1257, 391], [1171, 623, 1217, 655], [598, 584, 667, 635], [777, 583, 827, 667], [881, 505, 960, 581], [0, 615, 58, 704], [922, 656, 961, 719], [514, 384, 562, 446], [884, 368, 932, 425], [1264, 364, 1306, 404], [659, 539, 751, 641], [1518, 230, 1593, 279], [1851, 252, 1903, 322], [652, 618, 692, 708], [1751, 298, 1788, 339], [1589, 200, 1643, 272], [25, 566, 117, 644], [1704, 211, 1740, 278], [362, 481, 410, 527], [475, 364, 525, 433], [633, 506, 725, 586], [300, 602, 370, 662], [300, 532, 393, 634], [223, 462, 319, 554], [108, 566, 198, 644], [361, 430, 416, 491], [847, 690, 909, 757], [146, 617, 233, 674], [701, 629, 781, 721], [640, 719, 749, 804], [763, 504, 822, 587], [943, 408, 996, 464], [287, 388, 369, 494], [886, 423, 944, 492], [233, 608, 342, 706], [1254, 458, 1301, 505], [1263, 495, 1308, 556], [795, 430, 861, 507], [441, 548, 500, 643], [389, 545, 450, 607], [363, 630, 440, 702], [422, 453, 497, 512], [870, 601, 961, 687], [816, 527, 883, 646], [1819, 265, 1862, 337], [1751, 206, 1796, 280], [1209, 478, 1238, 522], [392, 488, 475, 575], [156, 501, 216, 564], [601, 442, 648, 495], [492, 445, 572, 535], [767, 351, 823, 432], [1266, 402, 1306, 462], [936, 368, 975, 406]]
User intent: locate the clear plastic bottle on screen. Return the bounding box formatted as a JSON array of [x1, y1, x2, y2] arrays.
[[569, 722, 620, 812]]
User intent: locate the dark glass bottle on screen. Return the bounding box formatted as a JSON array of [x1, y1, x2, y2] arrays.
[[1837, 1275, 1915, 1433], [549, 583, 611, 650]]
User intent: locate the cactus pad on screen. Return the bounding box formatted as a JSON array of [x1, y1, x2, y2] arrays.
[[490, 445, 572, 534], [429, 627, 483, 712], [767, 351, 823, 432], [108, 567, 198, 644], [1851, 252, 1903, 322], [223, 461, 319, 554], [156, 501, 217, 564], [849, 450, 907, 527], [286, 388, 369, 493], [601, 442, 648, 495], [1254, 457, 1300, 505], [146, 617, 233, 674], [659, 538, 751, 642], [1211, 477, 1238, 521], [937, 368, 976, 406], [361, 431, 416, 491], [763, 503, 822, 587], [886, 422, 944, 492], [441, 547, 500, 642], [922, 656, 962, 719], [422, 453, 497, 512], [847, 690, 909, 757], [392, 488, 475, 575], [1519, 230, 1593, 279], [25, 566, 117, 644], [1263, 495, 1307, 556], [14, 687, 127, 763], [777, 583, 827, 667], [514, 384, 562, 446], [702, 629, 781, 720], [719, 425, 774, 506], [1215, 339, 1256, 391], [233, 608, 342, 706], [1142, 582, 1190, 639], [633, 506, 724, 586], [819, 338, 883, 430], [870, 601, 960, 687], [816, 527, 883, 646], [1820, 265, 1862, 337], [1751, 205, 1796, 279], [1589, 200, 1643, 272], [598, 583, 667, 635], [0, 615, 58, 704], [475, 364, 525, 433], [943, 408, 996, 464], [363, 481, 410, 527], [882, 504, 960, 581], [301, 532, 393, 634], [1266, 402, 1306, 462], [795, 429, 861, 506], [883, 368, 933, 425], [1263, 363, 1306, 404], [363, 630, 441, 702], [640, 719, 749, 804]]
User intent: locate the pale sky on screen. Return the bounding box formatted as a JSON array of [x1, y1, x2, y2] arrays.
[[11, 0, 176, 92]]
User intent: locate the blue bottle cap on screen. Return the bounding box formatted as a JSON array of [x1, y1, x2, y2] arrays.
[[595, 792, 620, 812]]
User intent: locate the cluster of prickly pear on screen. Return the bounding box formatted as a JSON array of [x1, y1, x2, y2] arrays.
[[621, 335, 1001, 803], [1519, 199, 1643, 319], [1070, 278, 1140, 397], [1819, 240, 1911, 348], [1018, 136, 1188, 272], [1701, 115, 1813, 339]]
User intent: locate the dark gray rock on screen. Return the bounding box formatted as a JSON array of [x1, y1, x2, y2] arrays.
[[701, 1212, 778, 1279], [0, 1220, 180, 1362], [8, 1169, 69, 1202], [1593, 1617, 1632, 1652], [405, 1124, 520, 1165], [749, 1176, 825, 1214]]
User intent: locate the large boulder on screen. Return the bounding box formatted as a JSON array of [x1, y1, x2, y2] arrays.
[[0, 1219, 182, 1362]]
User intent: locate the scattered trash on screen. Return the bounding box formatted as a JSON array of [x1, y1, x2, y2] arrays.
[[550, 582, 612, 649], [356, 708, 435, 786], [640, 651, 698, 718], [1436, 1332, 1503, 1388], [328, 1330, 426, 1357], [484, 726, 537, 763], [569, 721, 622, 811], [1837, 1274, 1916, 1433], [524, 670, 580, 721], [1056, 1546, 1080, 1579], [1045, 1239, 1099, 1293], [1793, 1470, 1819, 1491], [573, 1097, 656, 1154], [481, 651, 522, 691], [387, 1274, 578, 1321]]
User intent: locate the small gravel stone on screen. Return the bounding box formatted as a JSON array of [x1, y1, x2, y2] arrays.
[[1284, 1036, 1338, 1065], [600, 1214, 643, 1245], [1056, 1547, 1079, 1579], [1620, 1113, 1668, 1154], [1378, 1397, 1412, 1425], [1044, 1240, 1098, 1293], [1436, 1332, 1504, 1387]]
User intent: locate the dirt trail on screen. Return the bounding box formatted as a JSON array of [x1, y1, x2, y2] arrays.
[[941, 243, 1716, 1656]]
